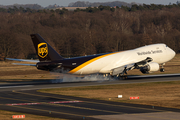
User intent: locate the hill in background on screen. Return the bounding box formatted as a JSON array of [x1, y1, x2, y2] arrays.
[[68, 1, 140, 7], [0, 1, 140, 10], [0, 4, 43, 10]]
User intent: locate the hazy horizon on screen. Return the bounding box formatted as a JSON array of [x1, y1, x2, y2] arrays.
[[0, 0, 178, 7]]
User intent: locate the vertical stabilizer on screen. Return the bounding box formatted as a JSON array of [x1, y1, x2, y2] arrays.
[[30, 34, 63, 61]]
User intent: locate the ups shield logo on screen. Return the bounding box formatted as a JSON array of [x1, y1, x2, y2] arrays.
[[38, 43, 48, 58]]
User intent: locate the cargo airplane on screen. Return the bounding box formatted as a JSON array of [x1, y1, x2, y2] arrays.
[[7, 34, 176, 79]]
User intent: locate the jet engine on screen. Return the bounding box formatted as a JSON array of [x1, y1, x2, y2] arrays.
[[36, 62, 59, 71], [140, 62, 159, 74]]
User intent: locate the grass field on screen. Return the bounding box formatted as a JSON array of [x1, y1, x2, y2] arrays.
[[39, 81, 180, 109], [0, 61, 62, 81]]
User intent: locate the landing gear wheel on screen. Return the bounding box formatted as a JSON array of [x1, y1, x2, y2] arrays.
[[122, 76, 127, 80], [160, 68, 165, 72]]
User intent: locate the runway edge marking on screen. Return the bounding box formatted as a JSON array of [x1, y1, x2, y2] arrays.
[[46, 100, 122, 114], [3, 104, 84, 117], [6, 101, 83, 106]]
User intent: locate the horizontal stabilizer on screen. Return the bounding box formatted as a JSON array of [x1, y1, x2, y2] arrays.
[[6, 58, 39, 63], [12, 63, 36, 66]]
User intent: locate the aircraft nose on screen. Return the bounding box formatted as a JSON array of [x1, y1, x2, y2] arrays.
[[168, 47, 176, 58]]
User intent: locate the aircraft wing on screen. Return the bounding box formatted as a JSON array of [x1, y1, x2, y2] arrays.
[[110, 57, 153, 76], [6, 58, 39, 63]]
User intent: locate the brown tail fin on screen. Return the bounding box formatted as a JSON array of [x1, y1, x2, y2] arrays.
[[30, 34, 63, 61]]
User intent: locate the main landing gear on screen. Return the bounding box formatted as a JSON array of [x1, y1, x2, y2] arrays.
[[110, 67, 128, 80], [121, 75, 128, 80], [117, 72, 128, 80], [110, 75, 127, 80]]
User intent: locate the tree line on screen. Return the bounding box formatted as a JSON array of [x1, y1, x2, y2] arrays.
[[122, 2, 180, 11], [0, 6, 180, 60]]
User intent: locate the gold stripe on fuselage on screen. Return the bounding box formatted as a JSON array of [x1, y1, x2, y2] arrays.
[[69, 52, 120, 74]]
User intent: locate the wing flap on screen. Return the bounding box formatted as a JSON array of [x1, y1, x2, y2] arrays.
[[110, 64, 134, 76]]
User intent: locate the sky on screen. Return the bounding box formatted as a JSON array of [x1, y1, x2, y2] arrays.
[[0, 0, 179, 7]]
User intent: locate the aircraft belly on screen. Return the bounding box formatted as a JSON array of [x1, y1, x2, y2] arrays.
[[74, 62, 104, 74]]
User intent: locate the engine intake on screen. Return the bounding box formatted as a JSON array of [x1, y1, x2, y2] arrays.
[[140, 62, 159, 74]]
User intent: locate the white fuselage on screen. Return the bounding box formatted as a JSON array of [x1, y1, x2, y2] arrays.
[[73, 44, 175, 75]]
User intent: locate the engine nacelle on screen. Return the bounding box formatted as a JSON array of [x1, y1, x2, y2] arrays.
[[36, 62, 59, 71], [140, 62, 159, 74]]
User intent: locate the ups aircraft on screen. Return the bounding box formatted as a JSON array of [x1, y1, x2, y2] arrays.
[[7, 34, 176, 79]]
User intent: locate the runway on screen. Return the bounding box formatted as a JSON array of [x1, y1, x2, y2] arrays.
[[1, 74, 180, 92], [0, 74, 180, 120]]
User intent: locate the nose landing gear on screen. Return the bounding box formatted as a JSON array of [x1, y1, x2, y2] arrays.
[[160, 68, 165, 72], [160, 63, 165, 72]]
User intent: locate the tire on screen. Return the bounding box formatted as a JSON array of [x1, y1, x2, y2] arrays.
[[160, 68, 165, 72]]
